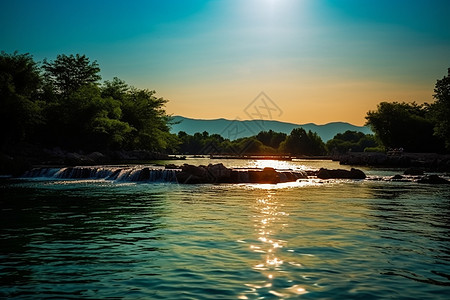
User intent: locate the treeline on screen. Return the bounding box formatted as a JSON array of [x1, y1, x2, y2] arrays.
[[175, 69, 450, 155], [0, 52, 176, 153], [364, 69, 450, 153], [1, 50, 449, 160], [176, 128, 380, 156], [0, 51, 378, 159]]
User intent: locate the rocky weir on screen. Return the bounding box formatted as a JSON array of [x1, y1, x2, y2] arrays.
[[21, 163, 369, 184]]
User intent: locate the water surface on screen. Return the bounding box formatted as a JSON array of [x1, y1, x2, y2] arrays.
[[1, 159, 450, 299]]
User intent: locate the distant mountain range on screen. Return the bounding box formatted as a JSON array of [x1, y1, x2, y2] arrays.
[[170, 116, 372, 142]]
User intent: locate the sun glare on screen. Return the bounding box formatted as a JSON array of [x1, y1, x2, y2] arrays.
[[252, 159, 294, 170]]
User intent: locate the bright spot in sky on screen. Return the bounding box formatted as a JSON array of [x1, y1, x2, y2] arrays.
[[1, 0, 447, 125]]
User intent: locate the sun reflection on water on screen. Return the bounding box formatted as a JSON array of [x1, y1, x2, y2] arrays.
[[250, 159, 302, 171], [239, 189, 308, 298]]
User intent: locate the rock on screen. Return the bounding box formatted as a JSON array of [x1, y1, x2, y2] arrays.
[[175, 164, 313, 184], [177, 164, 209, 183], [305, 170, 317, 177], [404, 168, 424, 176], [317, 168, 331, 179], [165, 164, 179, 169], [317, 168, 366, 179], [248, 167, 280, 184], [294, 171, 308, 179], [350, 168, 366, 179], [87, 152, 107, 164], [137, 167, 151, 181], [230, 170, 250, 183], [207, 163, 232, 182], [261, 167, 281, 183], [181, 164, 208, 177], [417, 175, 450, 184], [391, 174, 404, 180]]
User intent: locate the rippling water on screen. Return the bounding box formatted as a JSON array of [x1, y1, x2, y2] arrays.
[[1, 159, 450, 299]]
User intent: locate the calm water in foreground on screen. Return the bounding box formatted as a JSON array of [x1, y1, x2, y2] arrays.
[[1, 159, 450, 299]]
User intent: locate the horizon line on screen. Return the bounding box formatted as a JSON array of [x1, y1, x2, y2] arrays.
[[171, 115, 369, 127]]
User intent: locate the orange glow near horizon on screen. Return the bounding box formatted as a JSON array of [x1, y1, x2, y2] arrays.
[[162, 77, 435, 126], [2, 1, 447, 126]]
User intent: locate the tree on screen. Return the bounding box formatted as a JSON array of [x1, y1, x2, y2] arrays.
[[326, 130, 380, 153], [365, 102, 443, 152], [256, 130, 287, 149], [102, 77, 129, 101], [42, 54, 101, 97], [279, 128, 326, 156], [431, 69, 450, 149], [0, 51, 43, 147], [119, 88, 174, 151]]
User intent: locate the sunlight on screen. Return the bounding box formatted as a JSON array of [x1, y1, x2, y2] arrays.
[[252, 159, 294, 170], [238, 0, 304, 27]]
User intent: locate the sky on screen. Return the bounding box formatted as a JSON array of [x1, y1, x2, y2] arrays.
[[1, 0, 449, 125]]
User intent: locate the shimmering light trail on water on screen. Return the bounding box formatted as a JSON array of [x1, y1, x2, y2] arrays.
[[1, 160, 450, 299]]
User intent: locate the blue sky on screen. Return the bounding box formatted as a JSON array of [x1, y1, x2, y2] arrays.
[[1, 0, 449, 125]]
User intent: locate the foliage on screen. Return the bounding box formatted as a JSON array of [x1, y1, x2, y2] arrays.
[[326, 130, 380, 153], [0, 51, 43, 147], [256, 130, 287, 149], [175, 127, 326, 156], [364, 146, 385, 153], [42, 54, 101, 97], [430, 69, 450, 149], [365, 102, 444, 152], [279, 128, 326, 156], [1, 51, 175, 153], [3, 50, 448, 157]]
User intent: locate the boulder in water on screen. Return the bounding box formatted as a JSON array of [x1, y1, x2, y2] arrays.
[[404, 168, 424, 176], [177, 164, 209, 183], [417, 175, 449, 184], [207, 163, 231, 182], [248, 167, 280, 184]]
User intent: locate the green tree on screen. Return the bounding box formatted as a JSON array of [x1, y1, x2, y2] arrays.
[[365, 102, 443, 152], [256, 130, 287, 149], [305, 130, 327, 155], [102, 77, 129, 101], [101, 77, 178, 152], [0, 51, 43, 147], [326, 130, 380, 153], [42, 84, 132, 150], [42, 54, 101, 98], [431, 69, 450, 149], [279, 128, 326, 156], [120, 88, 174, 151]]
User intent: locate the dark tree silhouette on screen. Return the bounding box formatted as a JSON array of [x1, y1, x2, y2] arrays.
[[279, 128, 326, 156], [365, 102, 443, 152], [431, 68, 450, 149], [0, 51, 43, 147], [42, 54, 101, 97]]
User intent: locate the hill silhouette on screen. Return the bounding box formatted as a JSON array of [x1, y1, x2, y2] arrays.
[[171, 116, 372, 142]]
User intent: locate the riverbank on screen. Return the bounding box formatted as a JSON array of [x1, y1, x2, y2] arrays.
[[336, 152, 450, 171], [0, 144, 184, 176]]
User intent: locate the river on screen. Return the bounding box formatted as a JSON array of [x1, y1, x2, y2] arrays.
[[1, 159, 450, 299]]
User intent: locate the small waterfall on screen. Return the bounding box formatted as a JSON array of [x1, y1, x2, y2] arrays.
[[21, 167, 61, 178], [21, 166, 179, 183]]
